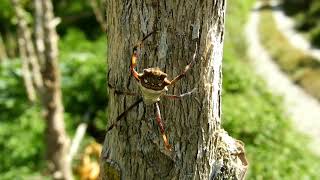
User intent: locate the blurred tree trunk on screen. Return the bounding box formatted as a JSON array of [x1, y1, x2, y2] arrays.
[[101, 1, 248, 180], [34, 0, 45, 66], [11, 0, 73, 178], [11, 0, 39, 101], [89, 0, 107, 32], [39, 0, 72, 179]]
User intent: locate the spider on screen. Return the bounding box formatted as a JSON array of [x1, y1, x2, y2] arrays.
[[107, 31, 197, 151]]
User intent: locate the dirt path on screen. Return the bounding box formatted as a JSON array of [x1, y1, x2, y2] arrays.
[[245, 2, 320, 155], [271, 0, 320, 61]]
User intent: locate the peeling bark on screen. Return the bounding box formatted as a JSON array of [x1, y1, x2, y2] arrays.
[[40, 0, 72, 179], [101, 0, 248, 179]]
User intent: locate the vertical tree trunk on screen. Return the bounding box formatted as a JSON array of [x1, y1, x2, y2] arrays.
[[17, 31, 36, 101], [12, 0, 38, 101], [34, 0, 45, 66], [101, 0, 248, 179], [11, 0, 43, 91], [40, 0, 72, 179]]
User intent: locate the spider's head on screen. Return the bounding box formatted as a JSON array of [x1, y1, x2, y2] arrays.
[[139, 68, 171, 91]]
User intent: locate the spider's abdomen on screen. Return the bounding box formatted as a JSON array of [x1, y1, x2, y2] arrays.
[[139, 84, 168, 105]]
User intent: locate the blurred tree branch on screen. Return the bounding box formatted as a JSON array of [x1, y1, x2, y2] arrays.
[[89, 0, 107, 32], [11, 0, 42, 102]]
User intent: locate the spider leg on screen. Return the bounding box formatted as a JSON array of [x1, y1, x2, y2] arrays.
[[170, 44, 198, 85], [108, 83, 138, 96], [106, 98, 143, 133], [130, 31, 156, 81], [164, 88, 197, 99], [155, 102, 172, 151]]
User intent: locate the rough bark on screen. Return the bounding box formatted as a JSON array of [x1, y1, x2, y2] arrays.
[[40, 0, 72, 179], [101, 0, 248, 180]]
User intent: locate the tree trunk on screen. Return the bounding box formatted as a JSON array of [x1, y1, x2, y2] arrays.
[[40, 0, 72, 179], [34, 0, 46, 66], [11, 0, 43, 92], [12, 0, 38, 102], [101, 0, 248, 180]]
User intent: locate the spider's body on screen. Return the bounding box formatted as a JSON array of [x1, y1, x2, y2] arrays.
[[138, 68, 170, 104], [107, 31, 197, 151]]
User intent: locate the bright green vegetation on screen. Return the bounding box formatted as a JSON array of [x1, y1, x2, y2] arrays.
[[0, 30, 107, 178], [1, 0, 320, 179], [282, 0, 320, 47], [223, 0, 320, 179], [258, 9, 320, 100]]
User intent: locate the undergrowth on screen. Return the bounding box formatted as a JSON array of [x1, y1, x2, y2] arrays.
[[0, 30, 107, 179], [223, 0, 320, 179]]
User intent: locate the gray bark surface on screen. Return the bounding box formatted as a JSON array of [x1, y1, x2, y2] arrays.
[[101, 0, 248, 179]]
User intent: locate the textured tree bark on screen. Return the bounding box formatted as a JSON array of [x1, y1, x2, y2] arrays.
[[101, 0, 248, 179], [40, 0, 72, 179]]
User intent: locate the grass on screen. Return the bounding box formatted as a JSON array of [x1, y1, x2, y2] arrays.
[[258, 9, 320, 100], [223, 0, 320, 179]]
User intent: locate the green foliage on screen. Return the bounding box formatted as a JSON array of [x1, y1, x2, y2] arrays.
[[0, 60, 29, 120], [0, 103, 46, 178], [0, 0, 14, 21], [310, 26, 320, 47], [223, 0, 320, 179], [59, 29, 108, 139], [54, 0, 101, 39], [1, 0, 320, 179], [0, 29, 107, 178], [283, 0, 320, 47]]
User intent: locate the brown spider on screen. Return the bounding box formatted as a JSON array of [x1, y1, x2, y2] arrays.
[[107, 31, 197, 151]]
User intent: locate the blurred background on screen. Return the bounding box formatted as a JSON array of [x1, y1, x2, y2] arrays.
[[0, 0, 319, 179]]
